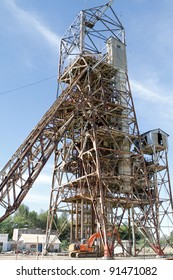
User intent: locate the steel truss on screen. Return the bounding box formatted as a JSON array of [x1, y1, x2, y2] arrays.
[[46, 1, 173, 257], [0, 1, 173, 258]]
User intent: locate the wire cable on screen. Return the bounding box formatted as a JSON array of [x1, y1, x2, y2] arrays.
[[0, 75, 57, 96]]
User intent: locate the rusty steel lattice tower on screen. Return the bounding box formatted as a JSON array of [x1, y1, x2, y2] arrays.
[[45, 1, 173, 257], [0, 1, 173, 258]]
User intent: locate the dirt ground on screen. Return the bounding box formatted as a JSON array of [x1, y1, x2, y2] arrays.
[[0, 252, 103, 260], [0, 252, 167, 260]]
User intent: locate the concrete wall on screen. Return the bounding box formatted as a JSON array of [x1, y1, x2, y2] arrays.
[[107, 36, 127, 71]]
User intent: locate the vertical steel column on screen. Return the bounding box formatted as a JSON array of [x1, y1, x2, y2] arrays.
[[131, 204, 136, 256], [75, 200, 79, 240], [80, 11, 85, 55], [81, 199, 84, 239], [70, 203, 74, 242]]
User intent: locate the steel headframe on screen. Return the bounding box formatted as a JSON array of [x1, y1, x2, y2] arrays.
[[58, 1, 125, 82]]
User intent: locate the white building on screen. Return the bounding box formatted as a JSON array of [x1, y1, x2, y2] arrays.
[[12, 229, 61, 252], [18, 233, 61, 252], [0, 234, 8, 252]]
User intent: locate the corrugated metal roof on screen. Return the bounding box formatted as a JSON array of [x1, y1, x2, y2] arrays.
[[141, 128, 169, 137], [19, 234, 61, 244]]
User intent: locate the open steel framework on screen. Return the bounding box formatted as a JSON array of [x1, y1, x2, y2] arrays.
[[0, 1, 173, 258]]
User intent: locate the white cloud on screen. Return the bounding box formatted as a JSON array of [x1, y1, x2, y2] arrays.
[[24, 190, 50, 212], [3, 0, 60, 50], [35, 173, 52, 185], [131, 79, 173, 105], [25, 192, 48, 204], [131, 79, 161, 101], [129, 78, 173, 177], [23, 172, 52, 211]]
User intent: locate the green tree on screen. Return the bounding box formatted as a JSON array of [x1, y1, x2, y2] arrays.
[[13, 204, 30, 228], [28, 210, 38, 228], [13, 205, 40, 229], [169, 231, 173, 242], [57, 213, 70, 241], [119, 225, 143, 241], [60, 240, 69, 251], [36, 210, 48, 229], [0, 216, 14, 239], [0, 204, 71, 242]]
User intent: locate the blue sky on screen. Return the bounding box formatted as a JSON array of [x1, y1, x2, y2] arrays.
[[0, 0, 173, 213]]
